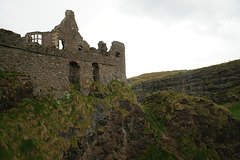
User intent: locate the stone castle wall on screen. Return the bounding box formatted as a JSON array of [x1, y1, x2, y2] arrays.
[[0, 43, 69, 97], [0, 10, 126, 97]]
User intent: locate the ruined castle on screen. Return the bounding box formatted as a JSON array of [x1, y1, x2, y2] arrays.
[[0, 10, 126, 97]]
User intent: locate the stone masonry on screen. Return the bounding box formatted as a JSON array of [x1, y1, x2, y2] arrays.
[[0, 10, 126, 97]]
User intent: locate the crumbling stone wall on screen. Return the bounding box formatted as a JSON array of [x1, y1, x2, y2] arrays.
[[0, 43, 69, 98], [25, 31, 52, 47], [0, 29, 24, 47], [0, 10, 126, 97], [52, 10, 86, 53]]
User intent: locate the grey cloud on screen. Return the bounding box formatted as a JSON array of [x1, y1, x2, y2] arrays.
[[114, 0, 240, 40], [115, 0, 240, 20]]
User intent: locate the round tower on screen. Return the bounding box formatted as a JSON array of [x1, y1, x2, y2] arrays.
[[109, 41, 126, 82]]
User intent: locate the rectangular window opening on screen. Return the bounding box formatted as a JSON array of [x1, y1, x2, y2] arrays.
[[92, 63, 100, 82]]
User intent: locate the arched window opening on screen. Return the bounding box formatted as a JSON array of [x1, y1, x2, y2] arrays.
[[92, 63, 100, 82], [69, 61, 80, 84], [59, 39, 64, 50]]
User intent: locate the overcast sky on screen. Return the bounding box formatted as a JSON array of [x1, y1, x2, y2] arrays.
[[0, 0, 239, 78]]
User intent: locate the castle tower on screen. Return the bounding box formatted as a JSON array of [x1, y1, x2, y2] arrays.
[[109, 41, 126, 82]]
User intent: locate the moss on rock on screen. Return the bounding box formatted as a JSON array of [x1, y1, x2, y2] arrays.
[[0, 80, 144, 160], [141, 90, 240, 160]]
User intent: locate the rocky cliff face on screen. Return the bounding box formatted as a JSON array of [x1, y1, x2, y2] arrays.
[[0, 80, 146, 160], [63, 100, 145, 160], [130, 60, 240, 104], [142, 91, 240, 160]]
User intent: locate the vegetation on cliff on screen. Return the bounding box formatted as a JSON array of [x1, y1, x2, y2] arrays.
[[128, 70, 184, 87], [141, 91, 240, 160], [0, 72, 33, 111], [0, 77, 142, 160], [1, 71, 240, 160], [128, 59, 240, 118]]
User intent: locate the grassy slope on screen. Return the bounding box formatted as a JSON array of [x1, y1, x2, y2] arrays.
[[129, 60, 240, 86], [0, 79, 137, 160], [1, 68, 239, 160], [141, 90, 236, 160], [128, 70, 184, 87], [225, 103, 240, 120]]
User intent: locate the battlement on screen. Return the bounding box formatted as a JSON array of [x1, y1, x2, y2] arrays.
[[0, 10, 126, 97]]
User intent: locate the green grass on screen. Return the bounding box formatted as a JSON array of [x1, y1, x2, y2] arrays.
[[142, 104, 165, 138], [176, 136, 220, 160], [227, 103, 240, 119], [140, 142, 178, 160], [0, 80, 138, 160], [0, 145, 14, 160], [0, 72, 18, 88], [140, 90, 231, 160], [20, 139, 37, 154], [128, 70, 185, 87], [139, 102, 176, 159]]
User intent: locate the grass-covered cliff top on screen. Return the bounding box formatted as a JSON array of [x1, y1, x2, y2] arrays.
[[0, 80, 137, 160], [128, 59, 240, 87], [128, 70, 184, 87], [128, 59, 240, 116]]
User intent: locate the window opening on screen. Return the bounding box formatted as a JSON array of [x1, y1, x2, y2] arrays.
[[115, 52, 120, 58], [69, 61, 80, 84], [92, 63, 100, 82], [29, 33, 42, 45], [78, 45, 83, 51], [38, 39, 42, 45], [59, 39, 64, 50]]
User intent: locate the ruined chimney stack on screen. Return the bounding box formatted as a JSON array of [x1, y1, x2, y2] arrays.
[[65, 10, 75, 17]]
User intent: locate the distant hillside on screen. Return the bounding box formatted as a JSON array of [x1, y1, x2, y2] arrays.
[[128, 70, 185, 87], [129, 59, 240, 105]]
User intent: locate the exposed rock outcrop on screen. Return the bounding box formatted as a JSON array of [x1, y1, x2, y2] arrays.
[[63, 100, 146, 160], [130, 60, 240, 104]]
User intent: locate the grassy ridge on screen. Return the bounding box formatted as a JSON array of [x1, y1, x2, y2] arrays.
[[129, 60, 240, 86], [128, 70, 184, 87]]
